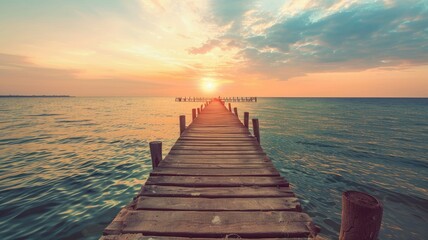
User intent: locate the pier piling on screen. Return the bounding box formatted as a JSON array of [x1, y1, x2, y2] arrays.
[[339, 191, 383, 240], [179, 115, 186, 135], [192, 108, 196, 120], [252, 118, 260, 144], [244, 112, 249, 128], [149, 141, 162, 169]]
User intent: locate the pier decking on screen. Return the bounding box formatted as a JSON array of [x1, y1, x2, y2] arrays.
[[102, 99, 319, 239]]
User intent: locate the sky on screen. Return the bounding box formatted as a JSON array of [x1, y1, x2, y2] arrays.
[[0, 0, 427, 97]]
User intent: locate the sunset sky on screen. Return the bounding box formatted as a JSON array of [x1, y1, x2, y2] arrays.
[[0, 0, 427, 97]]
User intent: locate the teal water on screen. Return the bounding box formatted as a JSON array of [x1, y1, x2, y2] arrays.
[[0, 97, 427, 239]]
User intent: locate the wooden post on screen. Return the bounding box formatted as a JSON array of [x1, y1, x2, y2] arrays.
[[201, 104, 203, 111], [192, 108, 196, 120], [252, 118, 260, 144], [179, 115, 186, 135], [244, 112, 249, 128], [149, 141, 162, 169], [234, 107, 238, 117], [228, 103, 232, 112], [197, 108, 200, 115], [339, 191, 383, 240]]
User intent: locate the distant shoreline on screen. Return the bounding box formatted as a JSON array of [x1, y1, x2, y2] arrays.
[[0, 95, 72, 98]]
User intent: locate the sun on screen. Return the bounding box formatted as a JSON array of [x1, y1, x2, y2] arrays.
[[201, 78, 217, 93]]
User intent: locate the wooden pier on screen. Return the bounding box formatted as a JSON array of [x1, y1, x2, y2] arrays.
[[102, 98, 319, 239], [175, 97, 257, 102]]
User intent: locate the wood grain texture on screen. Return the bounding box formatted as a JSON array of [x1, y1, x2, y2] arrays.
[[102, 234, 316, 240], [146, 176, 289, 187], [150, 167, 280, 176], [121, 210, 313, 238], [136, 196, 301, 211], [157, 162, 275, 169], [138, 185, 295, 198]]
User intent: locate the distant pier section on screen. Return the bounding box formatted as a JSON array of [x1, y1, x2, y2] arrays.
[[176, 96, 257, 102]]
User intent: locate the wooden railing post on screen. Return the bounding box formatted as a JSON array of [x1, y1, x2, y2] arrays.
[[192, 108, 196, 120], [149, 141, 162, 169], [234, 107, 238, 117], [252, 118, 260, 144], [197, 108, 201, 115], [179, 115, 186, 135], [201, 104, 203, 111], [228, 103, 232, 112], [244, 112, 249, 128], [339, 191, 383, 240]]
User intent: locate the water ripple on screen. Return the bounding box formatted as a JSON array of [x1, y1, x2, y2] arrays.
[[0, 97, 427, 240]]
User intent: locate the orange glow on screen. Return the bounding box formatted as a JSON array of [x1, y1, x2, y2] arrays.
[[200, 78, 218, 93], [0, 1, 427, 97]]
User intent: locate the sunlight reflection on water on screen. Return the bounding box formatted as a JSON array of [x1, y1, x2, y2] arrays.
[[0, 97, 427, 239], [233, 98, 428, 239]]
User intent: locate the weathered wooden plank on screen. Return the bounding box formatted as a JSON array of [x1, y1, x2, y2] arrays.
[[162, 157, 269, 164], [136, 197, 301, 211], [169, 150, 265, 155], [173, 141, 260, 146], [186, 129, 250, 133], [171, 145, 263, 151], [150, 168, 279, 176], [180, 135, 254, 139], [188, 125, 245, 128], [139, 185, 295, 198], [183, 132, 252, 136], [101, 235, 315, 240], [117, 210, 315, 238], [179, 136, 256, 142], [164, 154, 268, 160], [188, 127, 249, 130], [158, 162, 275, 169], [186, 131, 250, 133], [146, 176, 289, 187]]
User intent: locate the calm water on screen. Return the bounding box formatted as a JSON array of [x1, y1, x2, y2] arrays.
[[0, 97, 427, 239]]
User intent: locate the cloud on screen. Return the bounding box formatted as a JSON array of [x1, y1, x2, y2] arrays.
[[0, 53, 165, 96], [187, 38, 243, 55], [0, 53, 80, 81], [187, 39, 221, 54], [192, 0, 428, 80], [209, 0, 255, 26]]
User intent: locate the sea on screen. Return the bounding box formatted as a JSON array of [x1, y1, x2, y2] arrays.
[[0, 97, 427, 239]]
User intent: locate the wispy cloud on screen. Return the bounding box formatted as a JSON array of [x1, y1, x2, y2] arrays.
[[0, 53, 168, 96]]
